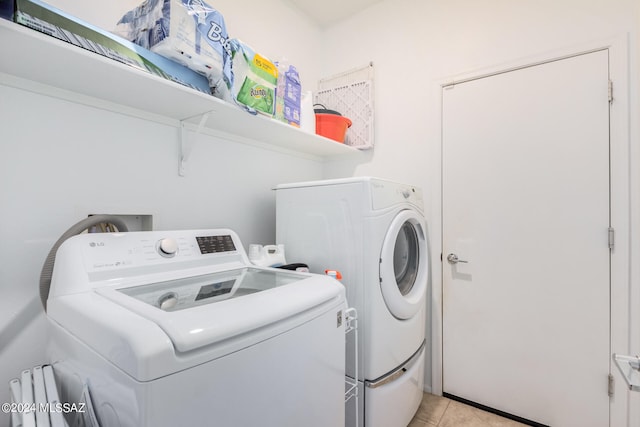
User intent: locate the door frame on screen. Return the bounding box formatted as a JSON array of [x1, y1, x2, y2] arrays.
[[429, 35, 631, 425]]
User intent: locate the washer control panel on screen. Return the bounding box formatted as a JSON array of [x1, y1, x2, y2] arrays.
[[49, 228, 250, 299], [196, 235, 236, 254], [59, 229, 245, 278]]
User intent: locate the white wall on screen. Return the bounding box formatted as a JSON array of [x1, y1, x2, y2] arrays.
[[630, 3, 640, 422], [0, 1, 324, 424], [320, 0, 640, 419], [321, 0, 639, 184]]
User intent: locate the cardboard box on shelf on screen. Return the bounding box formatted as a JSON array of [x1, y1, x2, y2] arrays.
[[14, 0, 211, 95]]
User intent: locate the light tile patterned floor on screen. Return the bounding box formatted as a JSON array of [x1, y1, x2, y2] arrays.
[[409, 393, 528, 427]]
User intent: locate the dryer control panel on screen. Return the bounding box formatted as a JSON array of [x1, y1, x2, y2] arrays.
[[370, 179, 424, 212]]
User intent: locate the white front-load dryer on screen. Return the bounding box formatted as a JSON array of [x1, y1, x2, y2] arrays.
[[275, 177, 429, 427]]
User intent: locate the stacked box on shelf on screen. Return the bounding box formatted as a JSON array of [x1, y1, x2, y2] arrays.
[[14, 0, 211, 94], [116, 0, 232, 101]]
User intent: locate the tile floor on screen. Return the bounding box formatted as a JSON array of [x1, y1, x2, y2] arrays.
[[409, 393, 528, 427]]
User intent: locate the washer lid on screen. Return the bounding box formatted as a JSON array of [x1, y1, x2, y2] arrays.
[[115, 268, 299, 312], [379, 210, 428, 319], [95, 268, 343, 353]]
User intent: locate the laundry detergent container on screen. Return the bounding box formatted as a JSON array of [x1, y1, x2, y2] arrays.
[[315, 113, 352, 143]]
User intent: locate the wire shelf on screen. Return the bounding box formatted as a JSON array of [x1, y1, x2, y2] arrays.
[[344, 307, 359, 427]]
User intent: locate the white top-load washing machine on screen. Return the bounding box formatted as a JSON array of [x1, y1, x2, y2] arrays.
[[276, 177, 429, 427], [46, 228, 347, 427]]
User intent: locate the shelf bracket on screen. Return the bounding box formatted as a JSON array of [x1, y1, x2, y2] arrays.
[[613, 353, 640, 392], [179, 112, 211, 177]]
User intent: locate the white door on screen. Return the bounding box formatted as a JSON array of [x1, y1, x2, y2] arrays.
[[442, 50, 610, 426]]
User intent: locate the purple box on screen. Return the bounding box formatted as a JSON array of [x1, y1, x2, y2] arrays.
[[1, 0, 14, 20], [283, 67, 301, 125]]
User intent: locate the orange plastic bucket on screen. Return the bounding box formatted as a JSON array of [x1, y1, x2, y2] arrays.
[[315, 113, 352, 143]]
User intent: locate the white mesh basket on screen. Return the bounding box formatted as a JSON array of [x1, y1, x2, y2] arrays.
[[316, 63, 374, 150]]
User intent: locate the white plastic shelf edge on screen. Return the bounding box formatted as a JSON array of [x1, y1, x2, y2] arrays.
[[0, 19, 360, 167]]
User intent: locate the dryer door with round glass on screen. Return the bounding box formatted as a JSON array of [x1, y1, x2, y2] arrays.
[[379, 209, 428, 319]]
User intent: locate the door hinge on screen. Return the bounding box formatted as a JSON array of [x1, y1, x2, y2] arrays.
[[608, 80, 613, 103], [608, 227, 615, 250], [608, 373, 615, 397]]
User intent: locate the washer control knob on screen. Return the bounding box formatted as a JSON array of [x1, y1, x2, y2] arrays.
[[158, 238, 178, 257]]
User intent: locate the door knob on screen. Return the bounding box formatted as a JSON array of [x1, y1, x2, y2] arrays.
[[447, 253, 468, 264]]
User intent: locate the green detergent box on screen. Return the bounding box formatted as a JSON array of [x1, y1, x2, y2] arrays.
[[14, 0, 211, 94]]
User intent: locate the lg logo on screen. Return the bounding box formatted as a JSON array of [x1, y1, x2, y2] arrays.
[[89, 242, 105, 248]]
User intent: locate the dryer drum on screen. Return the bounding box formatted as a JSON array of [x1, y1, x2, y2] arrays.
[[394, 222, 420, 296], [379, 210, 428, 320]]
